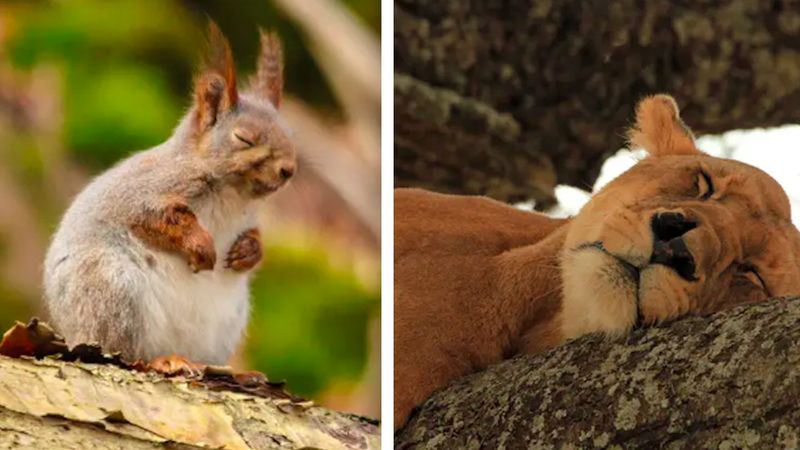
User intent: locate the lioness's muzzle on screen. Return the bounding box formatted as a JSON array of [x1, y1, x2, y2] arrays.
[[650, 212, 697, 281]]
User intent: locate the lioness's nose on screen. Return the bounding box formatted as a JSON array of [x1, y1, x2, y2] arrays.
[[652, 212, 697, 241], [650, 212, 697, 281]]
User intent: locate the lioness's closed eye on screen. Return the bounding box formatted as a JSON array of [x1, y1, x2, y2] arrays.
[[393, 94, 800, 429]]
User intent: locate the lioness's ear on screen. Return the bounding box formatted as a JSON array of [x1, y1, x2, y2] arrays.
[[627, 94, 700, 156], [193, 20, 238, 133], [249, 29, 284, 108]]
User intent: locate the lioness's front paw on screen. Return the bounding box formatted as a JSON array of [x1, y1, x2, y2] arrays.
[[225, 228, 262, 272]]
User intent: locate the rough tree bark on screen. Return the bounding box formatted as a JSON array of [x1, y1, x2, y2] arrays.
[[395, 0, 800, 206], [396, 297, 800, 449], [0, 355, 381, 450]]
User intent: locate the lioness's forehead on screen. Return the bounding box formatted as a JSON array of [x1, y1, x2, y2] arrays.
[[707, 157, 791, 220], [631, 155, 791, 221]]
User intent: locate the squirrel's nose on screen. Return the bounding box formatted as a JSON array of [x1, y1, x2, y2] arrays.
[[650, 212, 698, 281], [278, 161, 295, 181]]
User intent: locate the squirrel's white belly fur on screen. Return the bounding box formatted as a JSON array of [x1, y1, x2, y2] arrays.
[[45, 180, 258, 365], [138, 191, 256, 364]]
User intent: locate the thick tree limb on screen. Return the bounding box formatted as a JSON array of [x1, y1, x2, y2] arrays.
[[395, 0, 800, 203], [394, 74, 557, 207], [396, 297, 800, 448], [0, 355, 380, 449]]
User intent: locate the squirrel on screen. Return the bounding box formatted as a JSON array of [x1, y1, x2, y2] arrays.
[[43, 22, 295, 365]]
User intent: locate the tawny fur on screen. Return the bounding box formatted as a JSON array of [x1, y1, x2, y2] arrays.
[[628, 94, 696, 156], [44, 22, 295, 365], [394, 94, 800, 429]]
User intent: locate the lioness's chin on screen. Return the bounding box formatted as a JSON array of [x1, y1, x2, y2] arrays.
[[561, 248, 695, 339], [560, 249, 640, 340], [638, 264, 691, 323]]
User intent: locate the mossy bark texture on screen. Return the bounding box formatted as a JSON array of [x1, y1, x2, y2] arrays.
[[396, 298, 800, 449], [395, 0, 800, 205], [0, 356, 380, 450]]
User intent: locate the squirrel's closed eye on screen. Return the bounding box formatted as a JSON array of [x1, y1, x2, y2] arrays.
[[234, 132, 255, 147], [697, 170, 714, 200]]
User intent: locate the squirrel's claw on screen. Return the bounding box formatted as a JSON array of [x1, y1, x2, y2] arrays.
[[225, 228, 262, 272], [147, 354, 207, 378], [189, 250, 216, 272], [187, 231, 217, 272]]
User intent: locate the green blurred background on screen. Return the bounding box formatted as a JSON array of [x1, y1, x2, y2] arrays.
[[0, 0, 381, 417]]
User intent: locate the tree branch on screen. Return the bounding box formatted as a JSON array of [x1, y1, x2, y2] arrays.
[[396, 297, 800, 448], [395, 0, 800, 202]]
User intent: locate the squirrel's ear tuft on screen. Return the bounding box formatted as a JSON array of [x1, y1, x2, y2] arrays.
[[193, 20, 238, 132], [249, 29, 284, 109], [627, 94, 700, 156]]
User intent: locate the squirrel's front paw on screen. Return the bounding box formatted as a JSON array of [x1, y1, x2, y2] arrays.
[[187, 230, 217, 272], [225, 228, 262, 272]]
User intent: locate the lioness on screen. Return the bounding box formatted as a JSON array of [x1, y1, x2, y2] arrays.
[[394, 95, 800, 429]]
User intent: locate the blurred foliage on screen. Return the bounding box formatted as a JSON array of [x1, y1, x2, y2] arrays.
[[64, 64, 183, 166], [0, 0, 380, 405], [6, 0, 198, 166], [0, 286, 29, 333], [5, 0, 377, 167], [0, 235, 32, 331], [248, 244, 377, 396]]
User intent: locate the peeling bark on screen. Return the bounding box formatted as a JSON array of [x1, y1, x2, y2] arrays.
[[395, 0, 800, 204], [0, 356, 380, 450], [396, 297, 800, 449], [0, 407, 202, 450]]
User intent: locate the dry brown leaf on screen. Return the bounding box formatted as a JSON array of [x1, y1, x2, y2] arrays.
[[0, 318, 68, 358]]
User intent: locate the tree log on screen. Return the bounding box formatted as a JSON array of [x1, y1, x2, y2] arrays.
[[0, 355, 381, 449], [396, 297, 800, 449], [395, 0, 800, 205]]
